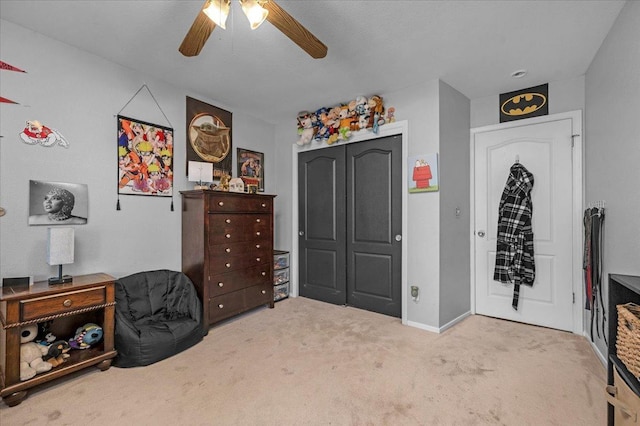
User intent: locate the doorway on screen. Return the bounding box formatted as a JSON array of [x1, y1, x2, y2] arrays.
[[470, 111, 583, 333], [298, 135, 403, 317]]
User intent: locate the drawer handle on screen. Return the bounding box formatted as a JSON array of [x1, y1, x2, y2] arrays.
[[225, 263, 231, 268], [63, 299, 72, 307], [218, 282, 224, 287], [218, 304, 224, 309], [256, 231, 261, 236], [261, 203, 266, 208], [256, 257, 261, 262], [256, 218, 261, 223], [225, 219, 231, 224], [225, 248, 231, 253], [256, 244, 261, 249], [218, 201, 224, 207], [261, 290, 266, 294], [261, 271, 266, 276], [225, 234, 231, 239]]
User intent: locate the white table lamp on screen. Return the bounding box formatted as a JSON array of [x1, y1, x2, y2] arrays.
[[188, 161, 213, 190], [47, 227, 74, 285]]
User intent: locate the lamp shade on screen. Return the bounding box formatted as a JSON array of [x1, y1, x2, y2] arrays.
[[47, 227, 74, 266], [203, 0, 231, 29], [240, 0, 269, 29]]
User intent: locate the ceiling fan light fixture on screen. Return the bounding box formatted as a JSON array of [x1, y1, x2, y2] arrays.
[[203, 0, 231, 29], [240, 0, 269, 30]]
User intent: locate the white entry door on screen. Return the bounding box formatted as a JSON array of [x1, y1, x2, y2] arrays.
[[473, 113, 580, 332]]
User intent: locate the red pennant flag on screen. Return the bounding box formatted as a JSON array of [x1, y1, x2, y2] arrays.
[[0, 61, 26, 73], [0, 96, 18, 104]]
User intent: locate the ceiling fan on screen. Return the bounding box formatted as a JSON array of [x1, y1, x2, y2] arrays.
[[179, 0, 327, 59]]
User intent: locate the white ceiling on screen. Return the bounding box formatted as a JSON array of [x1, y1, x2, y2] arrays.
[[0, 1, 625, 124]]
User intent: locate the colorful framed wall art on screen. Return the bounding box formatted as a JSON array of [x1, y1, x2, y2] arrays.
[[117, 115, 174, 197], [237, 148, 264, 192]]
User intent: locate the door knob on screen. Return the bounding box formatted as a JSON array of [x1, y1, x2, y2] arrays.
[[395, 235, 402, 242], [299, 231, 304, 236], [477, 230, 485, 237]]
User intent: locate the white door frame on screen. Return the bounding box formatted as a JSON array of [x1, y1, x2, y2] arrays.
[[291, 120, 409, 324], [469, 111, 584, 334]]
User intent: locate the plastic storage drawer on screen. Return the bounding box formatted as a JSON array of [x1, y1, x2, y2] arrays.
[[274, 268, 289, 286], [274, 282, 290, 301], [273, 250, 289, 270]]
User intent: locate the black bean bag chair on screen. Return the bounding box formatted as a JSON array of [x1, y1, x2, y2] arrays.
[[114, 270, 204, 368]]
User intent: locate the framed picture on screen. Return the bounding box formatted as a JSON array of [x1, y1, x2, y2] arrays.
[[237, 148, 264, 192], [186, 96, 232, 180], [117, 115, 174, 197], [408, 153, 439, 193], [29, 180, 88, 225]]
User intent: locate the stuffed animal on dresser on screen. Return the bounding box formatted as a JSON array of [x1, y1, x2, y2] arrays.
[[20, 323, 53, 381]]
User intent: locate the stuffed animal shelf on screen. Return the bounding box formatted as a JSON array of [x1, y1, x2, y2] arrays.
[[20, 323, 53, 381]]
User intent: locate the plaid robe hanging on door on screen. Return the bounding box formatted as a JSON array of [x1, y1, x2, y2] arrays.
[[493, 163, 535, 310]]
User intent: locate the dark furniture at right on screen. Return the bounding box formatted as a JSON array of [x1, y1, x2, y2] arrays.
[[607, 274, 640, 425]]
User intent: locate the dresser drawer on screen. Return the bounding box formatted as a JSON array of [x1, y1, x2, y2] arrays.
[[208, 195, 272, 213], [209, 264, 272, 296], [244, 283, 273, 307], [209, 290, 245, 323], [20, 286, 106, 322], [210, 251, 270, 274], [208, 283, 273, 324], [209, 214, 271, 245], [208, 240, 270, 258]]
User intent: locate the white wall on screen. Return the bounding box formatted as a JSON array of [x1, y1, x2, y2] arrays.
[[585, 0, 640, 356], [0, 20, 275, 282], [438, 81, 471, 326], [274, 80, 443, 328], [470, 75, 585, 128]]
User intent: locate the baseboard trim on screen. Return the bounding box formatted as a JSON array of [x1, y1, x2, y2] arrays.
[[407, 311, 472, 334], [440, 311, 472, 333], [584, 331, 607, 366]]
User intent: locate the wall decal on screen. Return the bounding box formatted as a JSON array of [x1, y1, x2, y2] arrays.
[[408, 153, 439, 193], [19, 120, 69, 148]]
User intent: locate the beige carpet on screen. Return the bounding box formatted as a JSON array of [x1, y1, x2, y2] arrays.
[[1, 297, 605, 425]]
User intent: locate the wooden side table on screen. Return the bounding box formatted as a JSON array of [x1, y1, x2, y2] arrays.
[[0, 273, 117, 407]]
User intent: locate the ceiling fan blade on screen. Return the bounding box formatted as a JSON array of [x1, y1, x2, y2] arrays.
[[179, 2, 217, 57], [261, 1, 327, 59]]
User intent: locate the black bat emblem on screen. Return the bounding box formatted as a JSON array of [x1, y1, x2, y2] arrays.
[[501, 92, 547, 117]]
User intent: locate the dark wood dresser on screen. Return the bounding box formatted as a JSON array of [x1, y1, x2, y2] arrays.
[[181, 190, 275, 332]]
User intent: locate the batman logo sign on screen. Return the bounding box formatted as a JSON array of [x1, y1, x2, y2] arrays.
[[501, 93, 547, 117]]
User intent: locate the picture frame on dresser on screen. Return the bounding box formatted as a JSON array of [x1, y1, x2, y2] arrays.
[[237, 148, 264, 192]]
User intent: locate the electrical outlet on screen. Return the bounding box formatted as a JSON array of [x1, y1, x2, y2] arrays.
[[411, 286, 419, 299]]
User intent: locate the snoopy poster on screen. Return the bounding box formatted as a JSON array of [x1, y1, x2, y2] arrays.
[[408, 153, 439, 193]]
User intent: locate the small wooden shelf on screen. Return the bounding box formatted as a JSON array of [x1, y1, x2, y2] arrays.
[[0, 273, 117, 407]]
